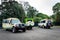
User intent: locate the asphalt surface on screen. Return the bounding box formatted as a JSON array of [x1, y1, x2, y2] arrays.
[[0, 26, 60, 40]]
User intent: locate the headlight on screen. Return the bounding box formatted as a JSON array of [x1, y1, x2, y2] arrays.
[[31, 22, 34, 26], [26, 22, 30, 26], [25, 23, 30, 26], [22, 24, 25, 26]]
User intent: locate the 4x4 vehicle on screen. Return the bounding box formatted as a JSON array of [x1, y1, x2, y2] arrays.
[[25, 18, 34, 30], [2, 18, 26, 33], [38, 19, 53, 29]]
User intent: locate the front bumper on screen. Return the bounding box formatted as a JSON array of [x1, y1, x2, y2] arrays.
[[14, 26, 26, 30]]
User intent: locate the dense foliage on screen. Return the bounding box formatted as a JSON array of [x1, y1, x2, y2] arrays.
[[36, 13, 49, 19], [52, 3, 60, 25], [1, 1, 25, 22], [27, 6, 38, 18]]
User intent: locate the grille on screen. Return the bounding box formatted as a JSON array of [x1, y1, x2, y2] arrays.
[[19, 24, 24, 27]]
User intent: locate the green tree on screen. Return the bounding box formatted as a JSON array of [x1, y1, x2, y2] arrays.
[[1, 1, 25, 22], [36, 13, 49, 19], [27, 6, 38, 18], [50, 14, 55, 20], [52, 3, 60, 25]]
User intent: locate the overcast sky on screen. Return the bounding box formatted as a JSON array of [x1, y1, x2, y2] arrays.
[[16, 0, 60, 16], [0, 0, 60, 16]]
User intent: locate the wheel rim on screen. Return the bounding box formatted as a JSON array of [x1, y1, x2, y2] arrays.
[[42, 25, 44, 28]]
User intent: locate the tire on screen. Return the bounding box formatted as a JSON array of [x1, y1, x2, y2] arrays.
[[39, 26, 41, 28], [12, 27, 16, 33], [39, 26, 42, 28], [30, 27, 32, 30], [6, 29, 9, 31], [23, 28, 26, 32], [48, 26, 50, 29], [46, 26, 50, 29], [29, 27, 32, 30], [27, 26, 32, 30], [42, 25, 45, 28]]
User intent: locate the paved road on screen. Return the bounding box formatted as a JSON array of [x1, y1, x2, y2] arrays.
[[0, 26, 60, 40]]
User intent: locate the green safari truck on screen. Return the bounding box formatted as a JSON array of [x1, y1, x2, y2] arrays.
[[25, 18, 34, 30]]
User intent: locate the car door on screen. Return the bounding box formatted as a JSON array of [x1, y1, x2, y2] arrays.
[[3, 19, 11, 29], [40, 20, 46, 26]]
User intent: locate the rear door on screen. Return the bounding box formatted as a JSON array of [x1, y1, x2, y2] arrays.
[[2, 19, 11, 29]]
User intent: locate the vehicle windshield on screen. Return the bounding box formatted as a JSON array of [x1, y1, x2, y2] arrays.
[[11, 19, 21, 24], [40, 20, 46, 23]]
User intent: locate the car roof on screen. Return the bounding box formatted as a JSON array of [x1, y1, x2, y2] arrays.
[[7, 18, 19, 20], [40, 19, 48, 21]]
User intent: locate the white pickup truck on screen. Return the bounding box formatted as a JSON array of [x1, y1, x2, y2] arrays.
[[38, 19, 53, 29]]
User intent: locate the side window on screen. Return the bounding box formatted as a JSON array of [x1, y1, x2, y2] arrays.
[[3, 19, 9, 23], [40, 20, 45, 23]]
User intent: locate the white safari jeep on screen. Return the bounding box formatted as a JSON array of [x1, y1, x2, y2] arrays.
[[2, 18, 26, 33], [38, 19, 53, 29]]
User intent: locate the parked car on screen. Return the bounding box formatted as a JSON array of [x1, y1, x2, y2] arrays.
[[2, 18, 26, 33], [25, 18, 34, 30], [38, 19, 53, 29]]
